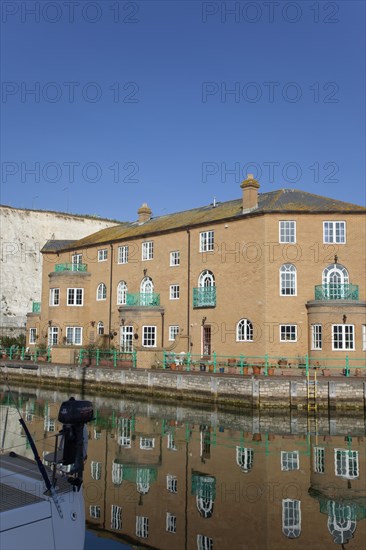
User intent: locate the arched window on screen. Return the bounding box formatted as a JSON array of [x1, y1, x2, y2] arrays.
[[117, 281, 128, 305], [196, 495, 214, 519], [198, 270, 215, 287], [237, 319, 253, 342], [194, 476, 215, 519], [140, 276, 154, 293], [322, 264, 349, 299], [136, 468, 150, 495], [236, 446, 254, 473], [97, 283, 107, 301], [140, 277, 155, 306], [97, 321, 104, 335], [280, 264, 296, 296], [282, 499, 301, 538], [327, 501, 357, 545], [112, 461, 123, 486]]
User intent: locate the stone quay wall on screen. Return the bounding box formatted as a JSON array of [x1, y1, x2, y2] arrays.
[[2, 363, 366, 411]]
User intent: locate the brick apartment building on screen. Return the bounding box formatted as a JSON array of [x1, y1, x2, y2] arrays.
[[26, 176, 366, 366]]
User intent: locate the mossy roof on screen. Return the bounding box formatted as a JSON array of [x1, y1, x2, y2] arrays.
[[41, 189, 366, 252]]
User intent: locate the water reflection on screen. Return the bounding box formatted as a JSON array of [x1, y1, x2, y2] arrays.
[[1, 386, 365, 550]]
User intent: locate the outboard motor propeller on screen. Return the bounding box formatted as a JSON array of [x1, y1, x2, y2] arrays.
[[57, 398, 94, 489]]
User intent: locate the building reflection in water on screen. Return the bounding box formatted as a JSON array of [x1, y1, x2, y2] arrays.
[[0, 389, 365, 550]]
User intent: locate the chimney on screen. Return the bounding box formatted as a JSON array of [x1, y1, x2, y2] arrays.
[[137, 203, 152, 223], [240, 174, 260, 211]]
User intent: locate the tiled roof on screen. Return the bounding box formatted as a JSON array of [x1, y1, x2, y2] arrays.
[[42, 239, 78, 251], [42, 189, 365, 252]]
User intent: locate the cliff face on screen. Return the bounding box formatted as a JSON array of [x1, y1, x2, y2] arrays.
[[0, 206, 119, 336]]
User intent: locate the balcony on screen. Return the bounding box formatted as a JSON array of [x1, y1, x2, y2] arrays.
[[314, 284, 359, 301], [55, 263, 87, 272], [32, 302, 41, 313], [125, 292, 160, 307], [193, 287, 216, 308]]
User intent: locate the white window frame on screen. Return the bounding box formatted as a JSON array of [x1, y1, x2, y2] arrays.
[[334, 449, 359, 479], [236, 319, 253, 342], [311, 324, 322, 350], [72, 253, 82, 269], [118, 417, 132, 448], [313, 447, 325, 474], [29, 328, 37, 344], [197, 534, 214, 550], [89, 505, 100, 519], [67, 288, 83, 306], [198, 270, 215, 287], [96, 283, 107, 301], [140, 437, 155, 450], [112, 461, 123, 485], [118, 245, 129, 264], [111, 505, 122, 530], [48, 326, 59, 346], [236, 446, 254, 472], [363, 325, 366, 351], [280, 264, 297, 296], [166, 474, 178, 493], [98, 249, 108, 262], [200, 230, 214, 252], [91, 461, 102, 480], [282, 499, 301, 539], [169, 284, 180, 300], [49, 288, 60, 306], [66, 326, 82, 345], [120, 325, 133, 352], [117, 281, 128, 305], [167, 433, 177, 451], [142, 326, 157, 348], [170, 250, 180, 266], [332, 324, 355, 351], [166, 512, 177, 533], [280, 325, 297, 342], [279, 220, 296, 243], [97, 321, 104, 335], [281, 451, 299, 471], [169, 325, 179, 341], [323, 221, 346, 244], [136, 516, 149, 539], [44, 418, 55, 432], [142, 241, 154, 261]]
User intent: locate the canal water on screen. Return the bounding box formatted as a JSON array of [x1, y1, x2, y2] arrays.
[[1, 385, 365, 550]]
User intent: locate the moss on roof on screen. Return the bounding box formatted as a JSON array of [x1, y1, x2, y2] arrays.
[[42, 189, 366, 252]]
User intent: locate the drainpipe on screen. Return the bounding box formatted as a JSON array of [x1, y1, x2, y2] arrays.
[[161, 312, 165, 348], [187, 229, 191, 353], [108, 244, 114, 348]]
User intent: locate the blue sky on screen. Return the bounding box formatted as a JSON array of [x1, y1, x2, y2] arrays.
[[1, 0, 365, 221]]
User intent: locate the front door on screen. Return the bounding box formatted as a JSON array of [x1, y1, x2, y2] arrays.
[[202, 325, 211, 357]]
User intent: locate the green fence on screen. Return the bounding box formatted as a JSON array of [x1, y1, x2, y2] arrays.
[[162, 352, 366, 376], [77, 349, 137, 368], [0, 346, 51, 362]]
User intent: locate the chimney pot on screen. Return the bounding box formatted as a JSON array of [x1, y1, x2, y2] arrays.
[[137, 203, 152, 223], [240, 175, 260, 211]]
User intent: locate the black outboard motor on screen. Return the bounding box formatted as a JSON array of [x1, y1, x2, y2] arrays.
[[58, 398, 93, 488]]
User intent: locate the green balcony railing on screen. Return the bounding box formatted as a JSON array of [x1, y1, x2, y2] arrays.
[[55, 263, 88, 272], [193, 287, 216, 308], [125, 292, 160, 306], [32, 301, 41, 313], [315, 284, 359, 301]]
